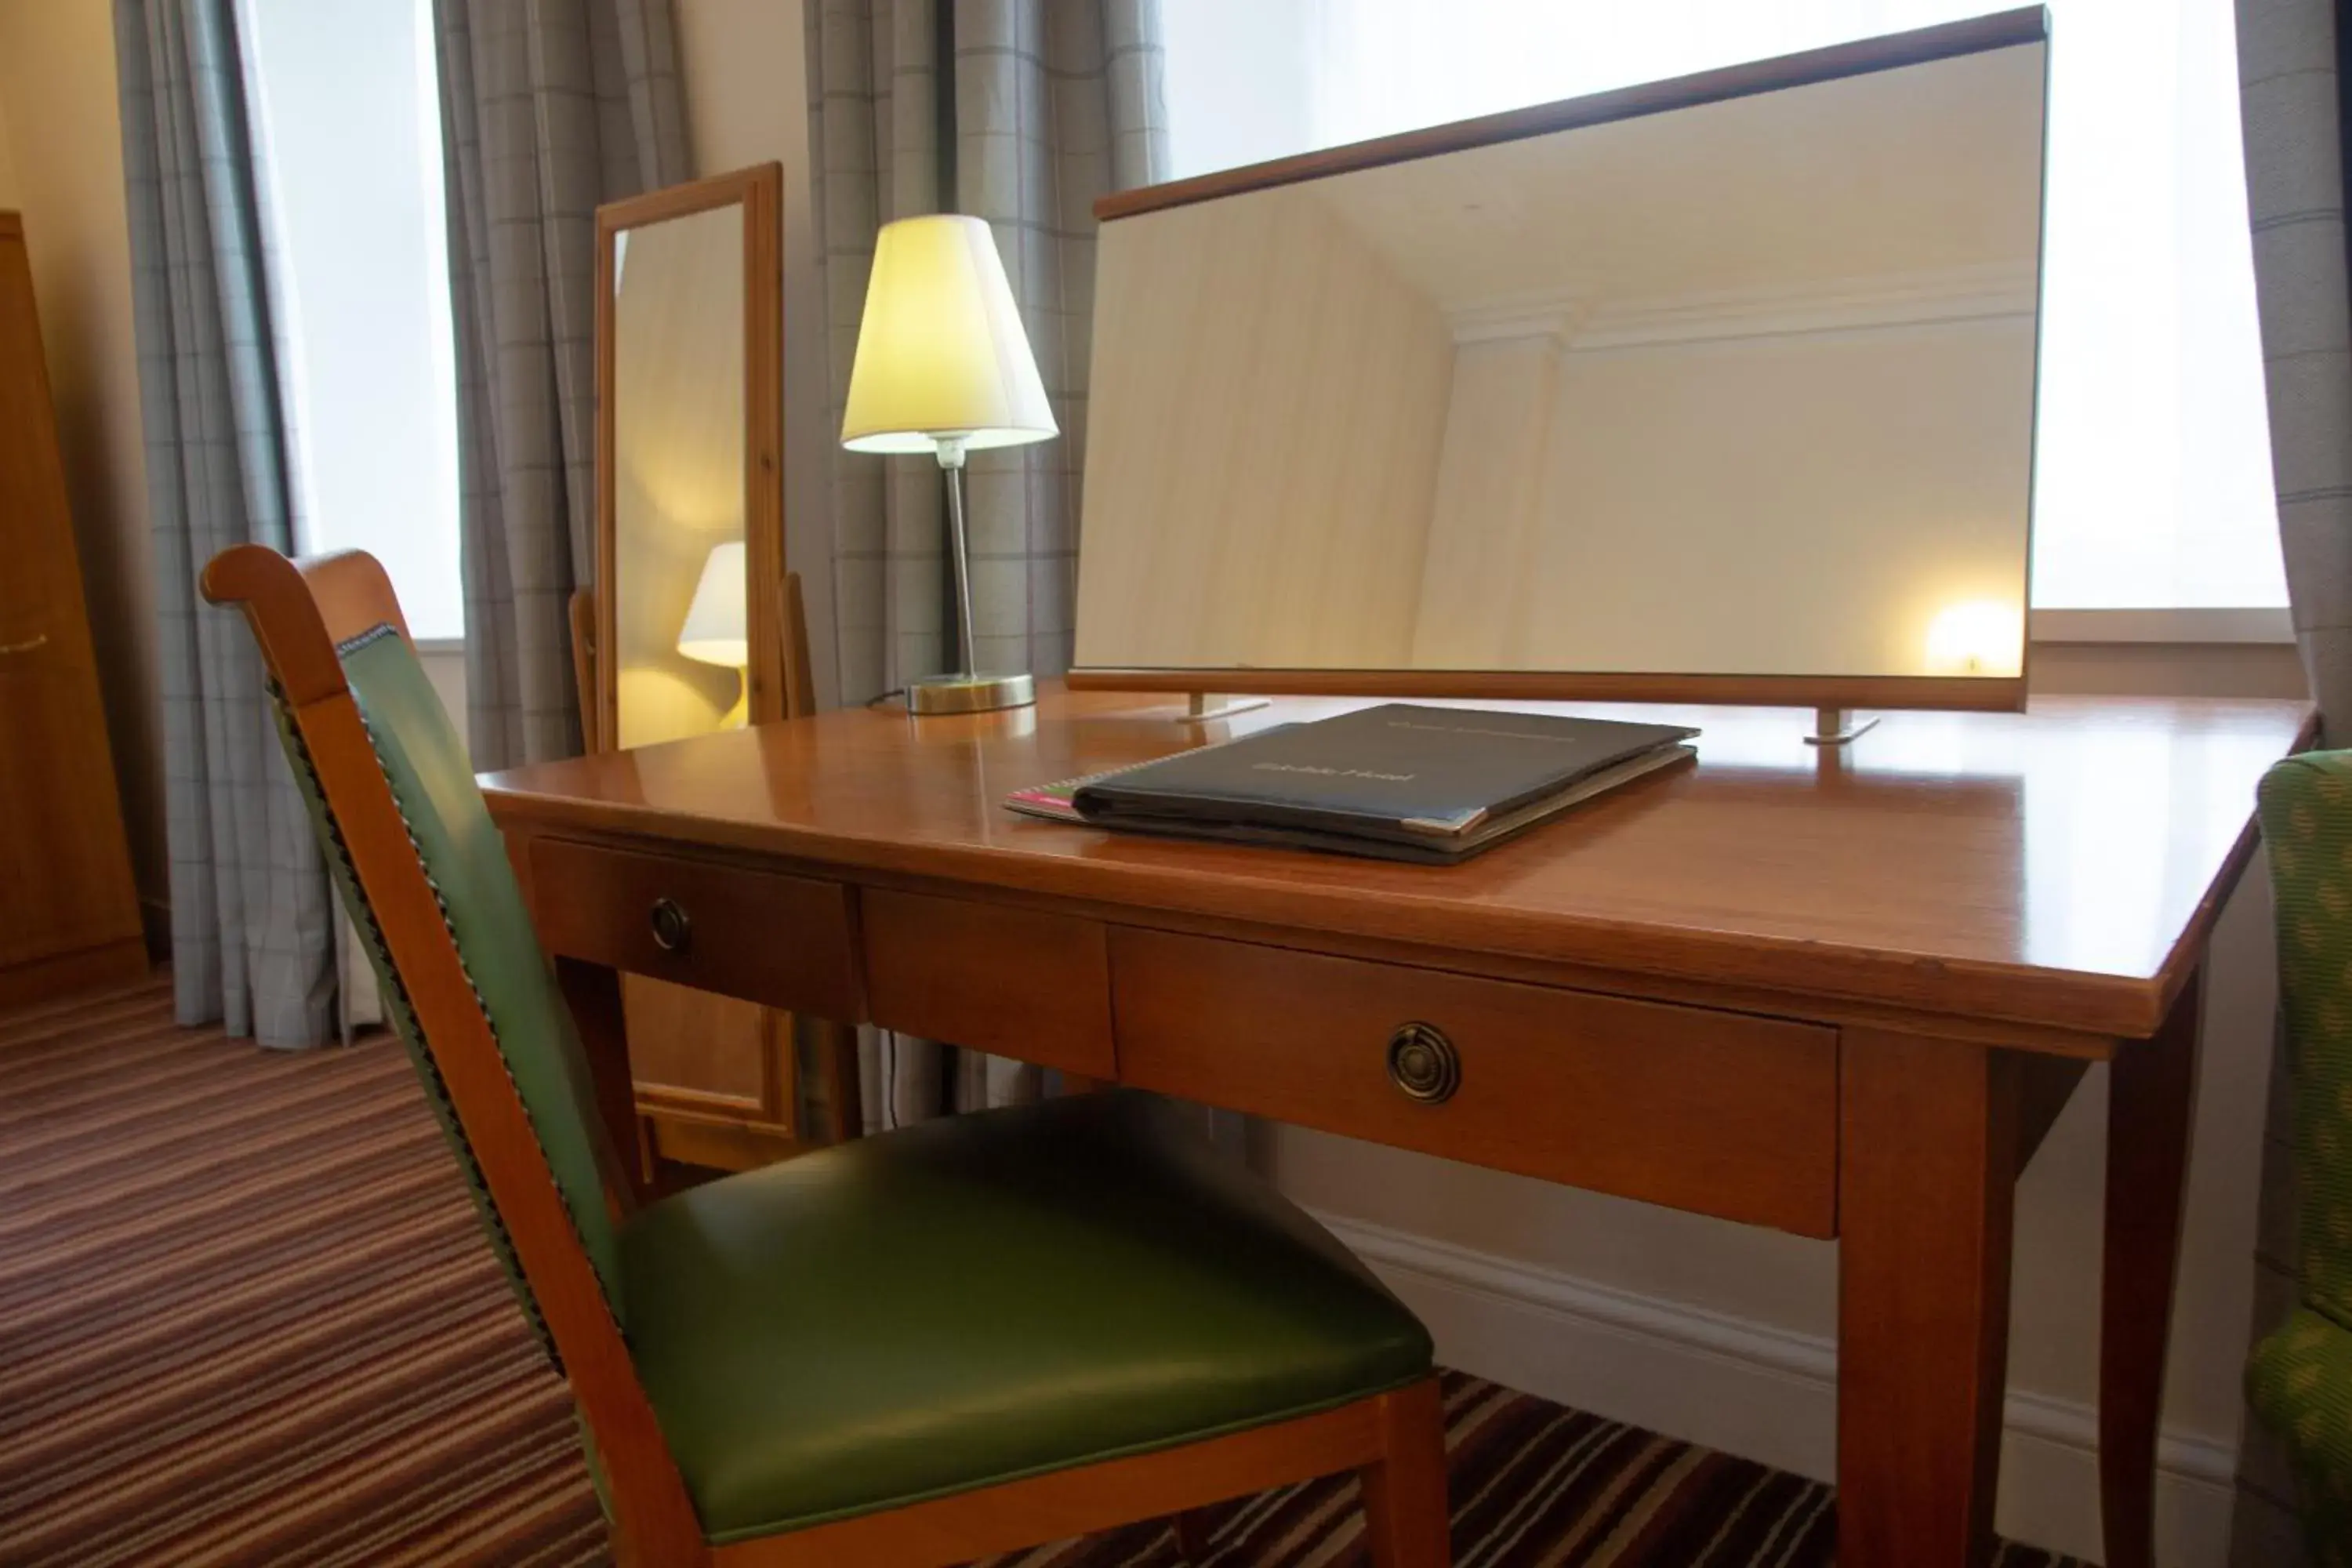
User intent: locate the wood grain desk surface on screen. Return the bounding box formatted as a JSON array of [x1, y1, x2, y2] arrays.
[[480, 683, 2315, 1045]]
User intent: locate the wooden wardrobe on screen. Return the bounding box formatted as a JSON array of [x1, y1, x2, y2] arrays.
[[0, 212, 145, 1007]]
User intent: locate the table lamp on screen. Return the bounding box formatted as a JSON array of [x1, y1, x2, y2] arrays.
[[677, 539, 750, 728], [840, 214, 1058, 714]]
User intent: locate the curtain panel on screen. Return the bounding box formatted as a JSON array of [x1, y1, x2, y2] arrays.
[[805, 0, 1168, 1125], [114, 0, 336, 1047], [2232, 0, 2352, 1560], [432, 0, 692, 770]]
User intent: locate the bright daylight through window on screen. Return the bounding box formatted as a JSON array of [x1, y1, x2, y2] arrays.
[[235, 0, 463, 639], [1164, 0, 2288, 612]]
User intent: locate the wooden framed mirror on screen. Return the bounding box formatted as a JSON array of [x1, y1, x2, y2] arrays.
[[1070, 10, 2047, 716], [596, 164, 787, 747], [587, 164, 816, 1170]]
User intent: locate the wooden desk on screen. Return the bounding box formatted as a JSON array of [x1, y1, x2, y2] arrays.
[[481, 684, 2314, 1568]]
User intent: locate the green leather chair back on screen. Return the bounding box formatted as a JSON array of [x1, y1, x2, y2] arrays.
[[2259, 750, 2352, 1330], [268, 623, 628, 1332]]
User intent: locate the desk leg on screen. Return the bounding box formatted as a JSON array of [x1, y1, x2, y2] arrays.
[[2099, 968, 2202, 1568], [1839, 1029, 2021, 1568], [813, 1018, 864, 1142]]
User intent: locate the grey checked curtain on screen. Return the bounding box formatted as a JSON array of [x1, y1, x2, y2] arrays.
[[114, 0, 336, 1047], [432, 0, 691, 770], [805, 0, 1168, 1124], [2233, 0, 2352, 1560]]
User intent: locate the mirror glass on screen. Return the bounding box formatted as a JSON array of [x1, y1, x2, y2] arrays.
[[611, 201, 749, 747], [1075, 40, 2046, 684]]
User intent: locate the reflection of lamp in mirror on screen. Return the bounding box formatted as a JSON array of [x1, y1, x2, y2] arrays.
[[840, 214, 1058, 714], [1925, 599, 2026, 677], [677, 539, 750, 728]]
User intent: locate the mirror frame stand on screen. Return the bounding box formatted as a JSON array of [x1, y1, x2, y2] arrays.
[[1804, 707, 1882, 746], [1181, 692, 1271, 724]]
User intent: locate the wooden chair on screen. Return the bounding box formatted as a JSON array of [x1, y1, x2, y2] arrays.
[[201, 543, 1452, 1568]]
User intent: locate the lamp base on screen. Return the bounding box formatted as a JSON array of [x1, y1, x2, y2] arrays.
[[906, 672, 1036, 716]]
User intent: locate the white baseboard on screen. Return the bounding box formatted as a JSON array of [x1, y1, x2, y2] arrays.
[[1312, 1208, 2239, 1566]]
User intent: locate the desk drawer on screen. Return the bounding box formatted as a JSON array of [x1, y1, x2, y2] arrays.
[[530, 838, 861, 1019], [1110, 929, 1837, 1236], [863, 891, 1115, 1076]]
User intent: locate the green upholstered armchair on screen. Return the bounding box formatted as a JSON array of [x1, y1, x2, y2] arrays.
[[201, 544, 1450, 1568], [2250, 749, 2352, 1561]]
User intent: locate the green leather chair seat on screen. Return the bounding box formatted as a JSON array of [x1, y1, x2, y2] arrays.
[[619, 1091, 1433, 1544]]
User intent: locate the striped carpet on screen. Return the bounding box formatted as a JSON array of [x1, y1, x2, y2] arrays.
[[0, 977, 2077, 1567]]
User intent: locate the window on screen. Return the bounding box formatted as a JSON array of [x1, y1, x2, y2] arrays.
[[236, 0, 463, 639], [1163, 0, 2289, 612]]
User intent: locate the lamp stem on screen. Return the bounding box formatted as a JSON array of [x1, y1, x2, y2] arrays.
[[938, 438, 978, 680], [897, 435, 1032, 715]]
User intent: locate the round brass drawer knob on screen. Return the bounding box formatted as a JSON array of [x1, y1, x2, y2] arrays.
[[648, 897, 692, 954], [1386, 1022, 1461, 1105]]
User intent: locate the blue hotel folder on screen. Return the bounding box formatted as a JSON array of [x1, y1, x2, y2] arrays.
[[1068, 704, 1697, 863]]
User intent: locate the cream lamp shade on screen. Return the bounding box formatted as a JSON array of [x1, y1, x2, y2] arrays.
[[676, 539, 749, 670], [840, 215, 1058, 453]]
